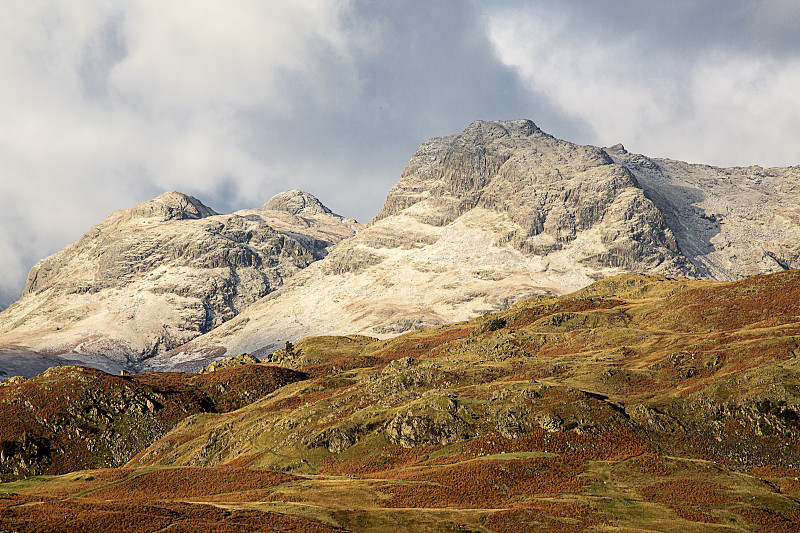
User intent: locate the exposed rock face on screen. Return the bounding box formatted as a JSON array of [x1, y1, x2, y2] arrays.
[[5, 120, 800, 375], [199, 353, 260, 374], [0, 191, 359, 376], [605, 144, 800, 280], [386, 398, 474, 448], [372, 120, 693, 274], [151, 120, 800, 371]]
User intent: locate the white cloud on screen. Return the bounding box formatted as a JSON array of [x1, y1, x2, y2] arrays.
[[685, 53, 800, 165], [487, 8, 800, 167], [112, 1, 358, 114], [0, 0, 366, 303]]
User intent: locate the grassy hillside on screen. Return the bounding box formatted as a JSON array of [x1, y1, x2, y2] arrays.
[[3, 271, 800, 531]]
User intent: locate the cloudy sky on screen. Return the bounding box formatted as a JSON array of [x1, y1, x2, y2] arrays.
[[1, 0, 799, 308]]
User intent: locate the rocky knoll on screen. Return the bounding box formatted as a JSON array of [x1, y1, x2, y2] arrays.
[[0, 190, 359, 376], [151, 120, 800, 371]]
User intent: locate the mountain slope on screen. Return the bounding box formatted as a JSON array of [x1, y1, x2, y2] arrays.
[[151, 120, 800, 371], [0, 362, 306, 480], [140, 270, 800, 473], [0, 190, 359, 376], [4, 270, 800, 531]]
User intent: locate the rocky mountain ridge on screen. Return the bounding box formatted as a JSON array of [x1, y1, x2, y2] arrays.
[[1, 119, 799, 376], [148, 120, 800, 371], [606, 144, 800, 279], [0, 190, 359, 376]]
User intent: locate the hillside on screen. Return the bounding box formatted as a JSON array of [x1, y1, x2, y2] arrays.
[[2, 271, 800, 531], [0, 190, 359, 377], [150, 120, 800, 372], [0, 360, 306, 480]]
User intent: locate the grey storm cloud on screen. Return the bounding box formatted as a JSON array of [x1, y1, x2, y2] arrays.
[[488, 0, 800, 58], [1, 0, 799, 308]]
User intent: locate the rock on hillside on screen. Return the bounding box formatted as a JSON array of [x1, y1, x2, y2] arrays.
[[0, 191, 360, 376], [148, 119, 800, 372]]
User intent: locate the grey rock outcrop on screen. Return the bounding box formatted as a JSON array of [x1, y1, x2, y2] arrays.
[[373, 119, 694, 275], [199, 353, 260, 374], [311, 425, 360, 453], [0, 191, 360, 376], [386, 401, 474, 448], [263, 189, 335, 217], [5, 120, 800, 375]]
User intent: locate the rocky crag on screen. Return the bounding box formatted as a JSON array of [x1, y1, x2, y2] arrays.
[[150, 120, 800, 371], [606, 144, 800, 279], [2, 119, 798, 375], [0, 190, 359, 377]]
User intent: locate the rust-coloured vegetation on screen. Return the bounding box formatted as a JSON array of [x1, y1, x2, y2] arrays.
[[668, 505, 721, 524], [0, 364, 307, 479], [484, 502, 600, 533], [627, 454, 674, 477], [87, 466, 294, 501], [507, 297, 626, 329], [370, 326, 474, 362], [656, 270, 800, 333], [733, 507, 800, 533], [377, 455, 589, 509], [0, 495, 342, 533], [638, 479, 734, 506]]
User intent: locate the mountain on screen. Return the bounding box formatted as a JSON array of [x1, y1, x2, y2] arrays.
[[5, 119, 800, 531], [606, 143, 800, 279], [0, 190, 359, 377], [3, 270, 800, 531], [2, 119, 799, 376], [149, 120, 800, 371]]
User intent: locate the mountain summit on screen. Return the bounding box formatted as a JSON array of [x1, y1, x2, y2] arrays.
[[263, 189, 336, 217], [127, 191, 219, 221], [2, 119, 800, 531], [372, 119, 692, 274]]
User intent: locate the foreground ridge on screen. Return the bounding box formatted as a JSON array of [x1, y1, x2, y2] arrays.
[[2, 271, 800, 531]]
